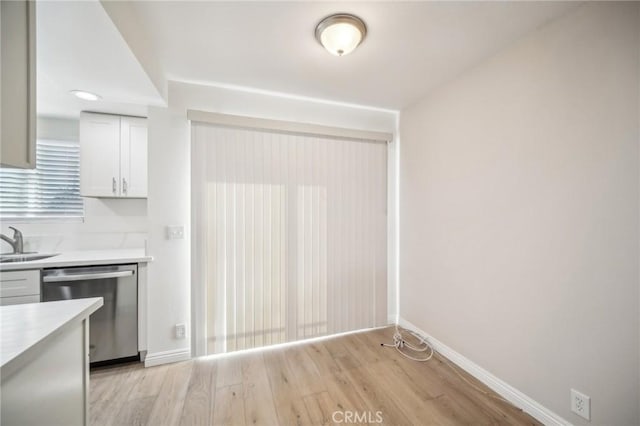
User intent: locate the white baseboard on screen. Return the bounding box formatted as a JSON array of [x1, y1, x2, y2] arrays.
[[144, 348, 191, 367], [397, 318, 571, 426]]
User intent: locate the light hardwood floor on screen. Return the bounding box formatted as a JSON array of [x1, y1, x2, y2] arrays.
[[90, 327, 541, 425]]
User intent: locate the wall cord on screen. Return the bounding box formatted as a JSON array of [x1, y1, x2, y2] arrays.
[[382, 325, 512, 405]]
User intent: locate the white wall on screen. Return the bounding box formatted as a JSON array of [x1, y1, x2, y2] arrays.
[[399, 3, 639, 425], [146, 81, 397, 361], [170, 81, 397, 132], [0, 117, 148, 254]]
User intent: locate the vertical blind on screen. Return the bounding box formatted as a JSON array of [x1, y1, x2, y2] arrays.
[[192, 123, 388, 355], [0, 139, 83, 219]]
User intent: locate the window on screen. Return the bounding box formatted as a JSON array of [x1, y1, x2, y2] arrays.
[[191, 123, 388, 355], [0, 139, 83, 220]]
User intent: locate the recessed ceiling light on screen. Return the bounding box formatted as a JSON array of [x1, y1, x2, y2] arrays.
[[69, 90, 101, 101], [315, 13, 367, 57]]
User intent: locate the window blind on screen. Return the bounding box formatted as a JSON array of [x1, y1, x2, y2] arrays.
[[192, 123, 388, 355], [0, 139, 83, 219]]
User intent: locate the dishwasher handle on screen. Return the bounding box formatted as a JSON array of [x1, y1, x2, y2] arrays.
[[43, 270, 134, 283]]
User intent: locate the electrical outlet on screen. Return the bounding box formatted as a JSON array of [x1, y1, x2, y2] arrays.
[[571, 389, 591, 420], [166, 225, 185, 240], [175, 323, 186, 339]]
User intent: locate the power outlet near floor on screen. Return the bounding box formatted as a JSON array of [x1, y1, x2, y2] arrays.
[[175, 323, 186, 339], [571, 389, 591, 421]]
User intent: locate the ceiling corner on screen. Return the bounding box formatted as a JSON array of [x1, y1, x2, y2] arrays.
[[99, 0, 168, 103]]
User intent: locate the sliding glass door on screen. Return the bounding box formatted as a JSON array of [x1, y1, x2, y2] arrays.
[[192, 123, 387, 355]]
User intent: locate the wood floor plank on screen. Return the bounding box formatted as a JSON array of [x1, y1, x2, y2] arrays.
[[342, 331, 385, 365], [322, 337, 361, 371], [90, 363, 134, 404], [112, 396, 156, 426], [216, 355, 243, 388], [284, 345, 326, 396], [386, 356, 448, 400], [241, 353, 280, 425], [302, 341, 341, 376], [179, 358, 216, 426], [89, 366, 131, 403], [263, 349, 313, 425], [128, 364, 169, 400], [319, 369, 374, 415], [274, 397, 313, 426], [341, 364, 414, 425], [303, 392, 338, 426], [91, 364, 144, 426], [213, 384, 246, 426], [147, 361, 194, 426], [90, 363, 140, 404]]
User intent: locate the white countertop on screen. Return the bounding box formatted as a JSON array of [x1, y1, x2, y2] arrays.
[[0, 248, 153, 271], [0, 298, 103, 370]]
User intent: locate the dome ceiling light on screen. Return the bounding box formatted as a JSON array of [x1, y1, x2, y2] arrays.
[[315, 13, 367, 57]]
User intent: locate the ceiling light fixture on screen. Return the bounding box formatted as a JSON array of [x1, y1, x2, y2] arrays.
[[69, 90, 101, 101], [315, 13, 367, 57]]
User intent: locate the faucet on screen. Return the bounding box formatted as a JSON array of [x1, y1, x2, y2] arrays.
[[1, 227, 24, 254]]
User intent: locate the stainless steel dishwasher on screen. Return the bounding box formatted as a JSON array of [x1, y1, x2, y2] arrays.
[[42, 264, 138, 364]]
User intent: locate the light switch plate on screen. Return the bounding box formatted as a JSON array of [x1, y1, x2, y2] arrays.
[[166, 225, 185, 240]]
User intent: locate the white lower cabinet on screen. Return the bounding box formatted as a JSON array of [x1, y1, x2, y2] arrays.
[[1, 299, 101, 426], [2, 319, 88, 425], [0, 270, 40, 305], [0, 295, 39, 306]]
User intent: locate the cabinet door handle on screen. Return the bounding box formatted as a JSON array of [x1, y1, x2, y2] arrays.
[[112, 177, 117, 194], [123, 178, 128, 195]]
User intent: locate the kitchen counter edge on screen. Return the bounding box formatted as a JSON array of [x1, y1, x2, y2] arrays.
[[0, 250, 153, 271]]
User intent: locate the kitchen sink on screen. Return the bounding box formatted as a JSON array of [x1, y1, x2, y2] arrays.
[[0, 253, 59, 263]]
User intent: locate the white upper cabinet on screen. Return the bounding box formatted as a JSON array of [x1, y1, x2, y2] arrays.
[[80, 112, 148, 198], [119, 116, 148, 198], [80, 113, 121, 197], [0, 0, 36, 169]]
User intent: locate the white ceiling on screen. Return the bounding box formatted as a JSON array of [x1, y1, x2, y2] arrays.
[[37, 0, 165, 119], [130, 1, 580, 110], [37, 1, 580, 118]]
